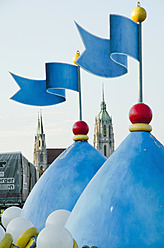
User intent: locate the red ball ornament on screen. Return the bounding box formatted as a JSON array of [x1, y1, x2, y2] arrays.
[[72, 121, 89, 135], [129, 103, 152, 124]]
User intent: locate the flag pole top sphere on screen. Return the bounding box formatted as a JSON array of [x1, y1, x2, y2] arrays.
[[129, 103, 152, 132], [73, 121, 89, 141], [131, 2, 147, 23], [73, 50, 80, 65]]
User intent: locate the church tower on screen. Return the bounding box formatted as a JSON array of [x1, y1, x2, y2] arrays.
[[33, 112, 47, 172], [93, 86, 114, 157]]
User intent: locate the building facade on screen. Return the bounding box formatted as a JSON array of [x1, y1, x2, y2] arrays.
[[93, 87, 114, 157]]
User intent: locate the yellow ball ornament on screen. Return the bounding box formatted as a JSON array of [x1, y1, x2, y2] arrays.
[[131, 2, 147, 23], [73, 239, 78, 248], [73, 50, 80, 65]]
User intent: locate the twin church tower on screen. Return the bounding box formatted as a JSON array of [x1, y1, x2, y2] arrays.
[[33, 112, 47, 172], [33, 86, 114, 171]]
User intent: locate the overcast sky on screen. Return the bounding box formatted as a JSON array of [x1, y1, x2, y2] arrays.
[[0, 0, 163, 162]]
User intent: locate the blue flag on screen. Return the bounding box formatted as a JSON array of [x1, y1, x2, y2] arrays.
[[10, 62, 79, 106], [75, 15, 139, 77]]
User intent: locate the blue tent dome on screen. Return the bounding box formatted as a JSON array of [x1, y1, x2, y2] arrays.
[[65, 131, 164, 248], [21, 140, 106, 230]]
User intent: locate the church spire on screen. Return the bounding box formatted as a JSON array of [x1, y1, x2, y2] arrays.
[[37, 110, 44, 135], [101, 84, 106, 111], [102, 83, 105, 103], [40, 111, 44, 134]]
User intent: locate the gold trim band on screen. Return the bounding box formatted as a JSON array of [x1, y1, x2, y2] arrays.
[[73, 135, 89, 141], [129, 123, 152, 132]]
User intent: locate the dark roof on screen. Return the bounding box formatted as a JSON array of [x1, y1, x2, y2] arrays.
[[47, 148, 66, 165]]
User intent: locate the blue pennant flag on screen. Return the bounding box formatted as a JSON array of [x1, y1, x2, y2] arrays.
[[10, 62, 79, 106], [75, 14, 139, 77]]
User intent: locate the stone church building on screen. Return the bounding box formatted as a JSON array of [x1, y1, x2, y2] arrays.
[[33, 112, 47, 172], [33, 112, 65, 178], [33, 87, 115, 174], [93, 87, 114, 157]]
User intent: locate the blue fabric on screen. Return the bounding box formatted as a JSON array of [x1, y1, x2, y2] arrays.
[[76, 15, 139, 77], [21, 141, 106, 230], [66, 132, 164, 247], [10, 63, 79, 106]]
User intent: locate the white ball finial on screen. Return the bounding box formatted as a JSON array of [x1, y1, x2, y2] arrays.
[[37, 225, 73, 248]]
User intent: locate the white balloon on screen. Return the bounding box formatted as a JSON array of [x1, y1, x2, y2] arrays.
[[0, 225, 5, 243], [2, 206, 22, 229], [37, 224, 73, 248], [6, 217, 33, 244], [46, 209, 71, 227]]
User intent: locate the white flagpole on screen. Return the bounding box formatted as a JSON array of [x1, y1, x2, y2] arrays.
[[73, 50, 82, 121], [138, 22, 143, 103], [131, 2, 147, 103]]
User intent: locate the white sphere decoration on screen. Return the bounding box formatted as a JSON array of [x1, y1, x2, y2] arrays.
[[2, 206, 22, 229], [37, 224, 73, 248], [6, 217, 33, 244], [0, 225, 5, 243], [46, 209, 71, 227]]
